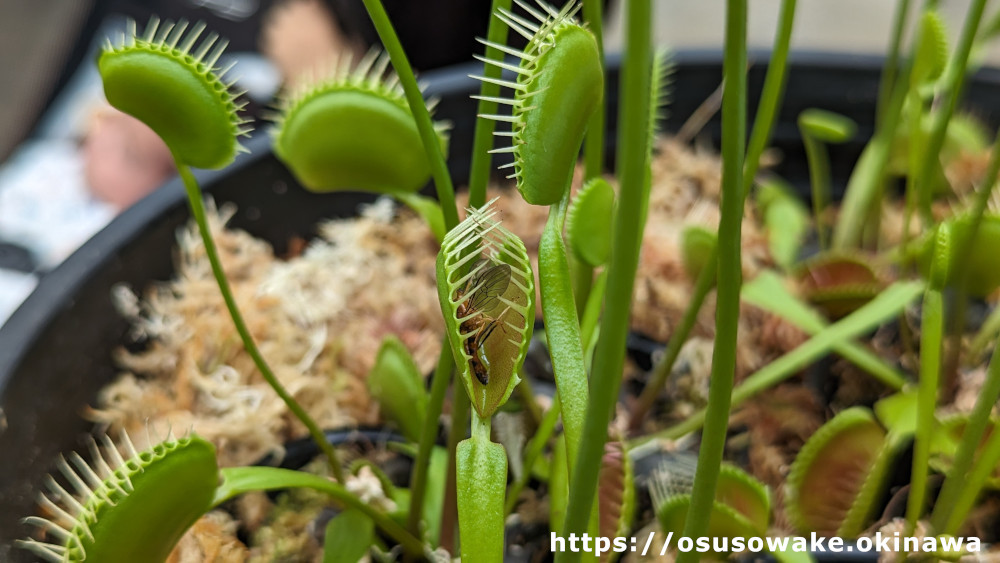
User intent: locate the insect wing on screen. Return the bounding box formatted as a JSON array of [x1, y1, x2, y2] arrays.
[[466, 263, 512, 313], [477, 316, 503, 346], [477, 306, 518, 365]]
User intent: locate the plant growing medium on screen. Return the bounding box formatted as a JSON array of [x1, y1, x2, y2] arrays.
[[15, 0, 1000, 560]]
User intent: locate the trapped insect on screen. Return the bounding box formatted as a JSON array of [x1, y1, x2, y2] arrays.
[[455, 263, 512, 384]]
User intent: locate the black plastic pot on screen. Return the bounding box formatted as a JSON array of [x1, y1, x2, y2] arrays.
[[3, 52, 1000, 560]]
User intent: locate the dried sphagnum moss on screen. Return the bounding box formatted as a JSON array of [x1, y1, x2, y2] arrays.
[[166, 510, 247, 563], [88, 199, 443, 466], [636, 139, 776, 369]]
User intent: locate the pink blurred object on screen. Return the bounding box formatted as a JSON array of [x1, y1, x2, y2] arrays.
[[83, 107, 175, 210]]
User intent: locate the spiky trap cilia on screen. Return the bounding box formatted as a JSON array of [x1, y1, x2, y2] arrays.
[[474, 0, 603, 206], [99, 17, 251, 169], [18, 430, 219, 563], [272, 49, 450, 194]]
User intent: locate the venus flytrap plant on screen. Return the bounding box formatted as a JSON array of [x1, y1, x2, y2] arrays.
[[904, 11, 949, 228], [272, 51, 448, 194], [566, 177, 615, 315], [933, 272, 1000, 533], [836, 0, 987, 250], [476, 0, 602, 478], [98, 17, 344, 481], [95, 13, 449, 557], [270, 50, 450, 240], [437, 201, 534, 419], [23, 414, 427, 562], [99, 19, 250, 169], [798, 109, 857, 249], [795, 251, 885, 319], [654, 462, 770, 559], [742, 271, 907, 389], [906, 223, 951, 532], [597, 438, 635, 561], [756, 178, 810, 270], [436, 200, 534, 561], [641, 279, 923, 443], [742, 0, 798, 195], [438, 4, 515, 548], [351, 0, 473, 544], [912, 0, 988, 222], [479, 0, 602, 207], [31, 0, 1000, 558], [19, 431, 219, 563], [785, 407, 896, 537], [784, 391, 925, 539], [366, 336, 429, 443], [559, 0, 653, 559]]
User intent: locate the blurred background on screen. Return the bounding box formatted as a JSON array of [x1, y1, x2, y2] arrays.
[[0, 0, 997, 325]]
